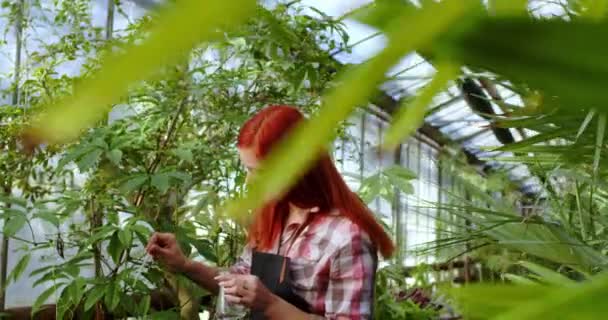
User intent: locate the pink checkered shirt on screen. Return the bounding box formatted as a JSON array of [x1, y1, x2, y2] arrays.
[[230, 212, 378, 319]]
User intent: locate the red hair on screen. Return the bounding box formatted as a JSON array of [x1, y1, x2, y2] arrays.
[[237, 105, 395, 258]]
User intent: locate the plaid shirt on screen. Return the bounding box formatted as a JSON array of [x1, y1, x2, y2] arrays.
[[231, 211, 378, 319]]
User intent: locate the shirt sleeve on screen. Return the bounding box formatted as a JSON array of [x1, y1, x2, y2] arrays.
[[324, 226, 377, 320], [230, 244, 252, 275]]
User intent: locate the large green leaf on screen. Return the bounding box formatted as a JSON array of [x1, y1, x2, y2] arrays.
[[77, 149, 103, 172], [118, 229, 132, 247], [487, 0, 528, 15], [84, 286, 106, 311], [139, 295, 151, 316], [222, 0, 477, 221], [8, 253, 30, 284], [33, 211, 60, 227], [120, 175, 149, 194], [25, 0, 256, 145], [349, 0, 417, 33], [0, 195, 26, 207], [108, 231, 123, 264], [486, 220, 608, 269], [518, 261, 576, 286], [151, 173, 170, 193], [151, 310, 180, 320], [447, 284, 552, 320], [3, 214, 26, 237], [32, 283, 64, 316], [106, 149, 123, 166], [491, 272, 608, 320], [442, 17, 608, 111], [104, 282, 121, 311]]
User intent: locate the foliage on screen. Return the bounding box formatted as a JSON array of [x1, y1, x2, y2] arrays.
[[358, 165, 416, 204], [374, 263, 441, 320]]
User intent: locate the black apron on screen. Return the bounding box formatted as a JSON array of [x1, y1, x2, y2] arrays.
[[249, 220, 313, 320]]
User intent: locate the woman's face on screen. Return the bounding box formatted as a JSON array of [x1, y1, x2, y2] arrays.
[[238, 147, 259, 183]]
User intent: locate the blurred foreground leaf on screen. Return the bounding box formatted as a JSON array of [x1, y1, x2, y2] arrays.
[[442, 17, 608, 111], [449, 271, 608, 320]]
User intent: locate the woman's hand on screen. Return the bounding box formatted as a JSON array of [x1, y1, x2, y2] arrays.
[[215, 274, 278, 312], [145, 232, 188, 273]]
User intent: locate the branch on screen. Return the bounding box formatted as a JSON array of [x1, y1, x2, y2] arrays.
[[134, 94, 190, 207]]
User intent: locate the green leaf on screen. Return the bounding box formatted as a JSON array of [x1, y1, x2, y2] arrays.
[[120, 175, 149, 194], [139, 295, 151, 315], [32, 283, 64, 316], [151, 310, 180, 320], [350, 1, 416, 33], [84, 286, 106, 311], [387, 176, 414, 195], [222, 0, 477, 221], [167, 171, 191, 183], [191, 239, 217, 263], [593, 113, 606, 175], [67, 277, 86, 305], [57, 145, 94, 171], [118, 229, 132, 247], [151, 173, 170, 193], [8, 253, 30, 283], [518, 261, 575, 286], [106, 149, 123, 166], [491, 272, 608, 320], [56, 285, 73, 320], [0, 195, 26, 207], [503, 273, 537, 285], [33, 211, 60, 227], [581, 0, 608, 19], [3, 215, 26, 237], [104, 282, 121, 311], [384, 165, 416, 195], [384, 62, 458, 148], [447, 284, 553, 319], [359, 174, 383, 204], [131, 224, 151, 245], [130, 224, 151, 238], [384, 165, 417, 180], [576, 110, 596, 140], [30, 264, 55, 278], [172, 148, 193, 163], [26, 0, 257, 145], [442, 17, 608, 111], [87, 225, 116, 246], [33, 270, 65, 288], [108, 231, 123, 264], [77, 149, 103, 172], [488, 0, 528, 15], [64, 263, 81, 279]]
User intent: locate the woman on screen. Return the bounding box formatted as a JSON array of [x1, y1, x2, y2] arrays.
[[146, 105, 395, 319]]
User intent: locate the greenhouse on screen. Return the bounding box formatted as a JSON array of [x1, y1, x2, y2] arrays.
[[0, 0, 605, 319]]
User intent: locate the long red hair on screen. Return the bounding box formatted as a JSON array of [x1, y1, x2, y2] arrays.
[[237, 105, 395, 258]]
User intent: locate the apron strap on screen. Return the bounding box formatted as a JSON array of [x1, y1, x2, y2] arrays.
[[277, 212, 314, 256], [276, 212, 315, 282]]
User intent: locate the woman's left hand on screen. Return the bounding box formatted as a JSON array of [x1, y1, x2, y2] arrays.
[[215, 274, 278, 311]]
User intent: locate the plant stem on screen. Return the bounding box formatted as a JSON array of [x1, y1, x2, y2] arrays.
[[0, 186, 11, 311], [105, 0, 115, 40], [11, 0, 24, 106]]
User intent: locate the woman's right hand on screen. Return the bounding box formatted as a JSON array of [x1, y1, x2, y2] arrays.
[[145, 232, 189, 273]]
